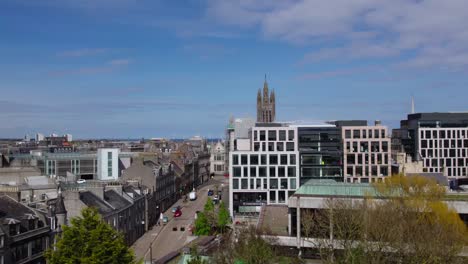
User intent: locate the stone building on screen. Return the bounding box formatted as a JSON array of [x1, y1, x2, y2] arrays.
[[0, 195, 51, 264], [257, 77, 276, 123]]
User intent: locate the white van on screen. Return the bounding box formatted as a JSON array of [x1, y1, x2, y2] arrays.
[[189, 191, 197, 201]]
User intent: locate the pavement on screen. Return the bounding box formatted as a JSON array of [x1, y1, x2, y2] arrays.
[[131, 175, 229, 263]]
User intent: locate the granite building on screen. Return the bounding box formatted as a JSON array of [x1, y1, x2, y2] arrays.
[[256, 78, 276, 123]]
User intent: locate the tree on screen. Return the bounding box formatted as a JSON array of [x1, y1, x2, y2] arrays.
[[194, 211, 211, 236], [187, 246, 209, 264], [45, 207, 138, 264], [204, 197, 214, 212], [312, 174, 468, 264], [217, 201, 230, 233]]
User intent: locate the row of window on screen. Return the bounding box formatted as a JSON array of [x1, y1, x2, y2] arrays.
[[421, 148, 467, 158], [232, 154, 296, 165], [214, 164, 225, 172], [345, 165, 390, 177], [344, 129, 386, 139], [420, 129, 468, 139], [345, 153, 389, 165], [301, 167, 342, 177], [428, 166, 468, 177], [253, 129, 295, 142], [232, 178, 297, 190], [253, 141, 295, 151], [345, 141, 389, 153], [346, 177, 385, 183], [233, 190, 295, 205], [233, 166, 297, 177], [420, 139, 468, 149], [423, 158, 468, 168], [302, 155, 342, 166], [213, 154, 225, 161]]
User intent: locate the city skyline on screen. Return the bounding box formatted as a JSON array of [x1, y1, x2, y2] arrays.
[[2, 1, 468, 138]]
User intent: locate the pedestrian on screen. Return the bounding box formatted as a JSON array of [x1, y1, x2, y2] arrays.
[[159, 212, 164, 226]]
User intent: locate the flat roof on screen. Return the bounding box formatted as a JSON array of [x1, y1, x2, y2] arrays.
[[294, 179, 377, 197]]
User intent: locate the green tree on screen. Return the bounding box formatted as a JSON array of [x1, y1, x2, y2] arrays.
[[204, 197, 214, 212], [217, 201, 230, 233], [194, 211, 211, 236], [187, 246, 209, 264], [45, 207, 138, 264]]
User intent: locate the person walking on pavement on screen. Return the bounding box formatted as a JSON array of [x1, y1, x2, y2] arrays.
[[159, 212, 164, 226]]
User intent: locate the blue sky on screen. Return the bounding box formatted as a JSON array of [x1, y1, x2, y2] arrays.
[[1, 0, 468, 139]]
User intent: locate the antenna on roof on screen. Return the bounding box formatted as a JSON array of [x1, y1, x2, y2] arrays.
[[411, 95, 415, 114]]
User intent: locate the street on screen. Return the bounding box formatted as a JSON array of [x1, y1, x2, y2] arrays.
[[131, 175, 228, 263]]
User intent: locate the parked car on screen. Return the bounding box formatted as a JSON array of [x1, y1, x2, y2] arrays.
[[174, 209, 182, 218], [162, 216, 169, 224], [189, 191, 197, 201], [172, 206, 181, 213], [76, 179, 86, 184], [213, 195, 219, 204], [207, 189, 214, 196]]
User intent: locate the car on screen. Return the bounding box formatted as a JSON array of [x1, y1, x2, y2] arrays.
[[207, 189, 214, 196], [174, 209, 182, 217], [162, 216, 169, 224], [172, 206, 181, 213], [212, 195, 219, 204], [76, 179, 86, 184]]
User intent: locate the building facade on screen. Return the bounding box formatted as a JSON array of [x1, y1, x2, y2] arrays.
[[210, 142, 226, 175], [297, 125, 343, 185], [342, 124, 391, 183], [393, 113, 468, 179], [0, 195, 50, 264], [96, 148, 120, 181], [229, 124, 300, 216]]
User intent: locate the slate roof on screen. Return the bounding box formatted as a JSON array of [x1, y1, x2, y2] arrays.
[[104, 189, 131, 209], [0, 195, 35, 219], [79, 191, 114, 215]]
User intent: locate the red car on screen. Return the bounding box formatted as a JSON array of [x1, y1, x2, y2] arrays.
[[174, 209, 182, 217]]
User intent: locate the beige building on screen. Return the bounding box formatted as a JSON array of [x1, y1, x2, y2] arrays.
[[342, 124, 391, 183]]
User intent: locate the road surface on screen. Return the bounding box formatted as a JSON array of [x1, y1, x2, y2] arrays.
[[131, 175, 228, 263]]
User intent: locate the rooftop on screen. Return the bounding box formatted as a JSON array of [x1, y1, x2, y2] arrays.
[[294, 179, 377, 197]]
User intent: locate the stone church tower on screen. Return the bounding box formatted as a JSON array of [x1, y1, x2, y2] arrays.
[[257, 76, 276, 123]]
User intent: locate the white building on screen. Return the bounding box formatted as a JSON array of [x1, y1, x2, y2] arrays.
[[65, 134, 73, 142], [210, 141, 226, 175], [36, 133, 45, 142], [229, 124, 300, 216], [97, 148, 120, 181], [418, 127, 468, 177]]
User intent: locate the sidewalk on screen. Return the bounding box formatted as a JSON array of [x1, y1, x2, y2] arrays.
[[131, 206, 174, 262]]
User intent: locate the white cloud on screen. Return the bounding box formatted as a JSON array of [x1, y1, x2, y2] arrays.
[[202, 0, 468, 69]]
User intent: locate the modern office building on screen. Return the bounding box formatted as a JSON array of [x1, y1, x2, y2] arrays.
[[96, 148, 120, 181], [393, 113, 468, 179], [297, 124, 343, 185], [8, 149, 134, 180], [229, 123, 300, 216], [342, 122, 391, 183]]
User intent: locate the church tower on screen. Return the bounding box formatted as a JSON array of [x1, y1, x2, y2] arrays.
[[256, 76, 276, 123]]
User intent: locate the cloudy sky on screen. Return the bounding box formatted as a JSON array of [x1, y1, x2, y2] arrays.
[[1, 0, 468, 139]]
